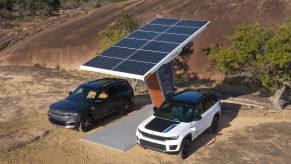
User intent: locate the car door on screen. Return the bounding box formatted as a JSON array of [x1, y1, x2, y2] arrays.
[[115, 84, 126, 108], [209, 95, 220, 114], [107, 85, 120, 113], [191, 103, 205, 136], [201, 97, 215, 131], [93, 88, 111, 119]]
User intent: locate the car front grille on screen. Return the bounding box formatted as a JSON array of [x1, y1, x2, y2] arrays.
[[49, 118, 66, 126], [51, 111, 65, 117], [139, 131, 166, 141], [140, 139, 166, 152]]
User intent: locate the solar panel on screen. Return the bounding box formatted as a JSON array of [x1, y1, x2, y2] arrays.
[[81, 18, 210, 81]]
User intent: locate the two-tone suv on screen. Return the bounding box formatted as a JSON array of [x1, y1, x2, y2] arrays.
[[48, 78, 134, 132], [136, 90, 221, 159]]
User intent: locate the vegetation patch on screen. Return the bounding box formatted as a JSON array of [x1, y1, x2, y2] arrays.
[[210, 21, 291, 109]]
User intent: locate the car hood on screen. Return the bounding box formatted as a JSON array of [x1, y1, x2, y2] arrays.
[[49, 98, 89, 113], [138, 115, 190, 136]]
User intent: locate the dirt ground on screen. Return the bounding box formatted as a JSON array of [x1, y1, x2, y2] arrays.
[[0, 66, 291, 164]]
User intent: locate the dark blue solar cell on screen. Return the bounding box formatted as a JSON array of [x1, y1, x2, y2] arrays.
[[100, 47, 136, 59], [127, 31, 159, 40], [83, 56, 122, 70], [176, 20, 208, 28], [113, 60, 154, 75], [128, 50, 168, 63], [114, 38, 148, 49], [166, 26, 199, 35], [154, 33, 189, 43], [150, 18, 179, 25], [142, 41, 178, 53], [139, 24, 170, 32]]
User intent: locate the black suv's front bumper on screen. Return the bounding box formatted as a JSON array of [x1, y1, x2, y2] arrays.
[[48, 111, 80, 129]]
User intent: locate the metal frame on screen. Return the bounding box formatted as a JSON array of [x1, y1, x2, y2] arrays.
[[80, 19, 210, 81]]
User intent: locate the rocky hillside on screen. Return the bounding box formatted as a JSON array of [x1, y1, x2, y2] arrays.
[[0, 0, 290, 79]]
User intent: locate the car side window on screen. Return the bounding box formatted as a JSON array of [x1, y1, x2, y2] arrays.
[[108, 85, 118, 97], [86, 90, 97, 99], [119, 83, 130, 92], [202, 96, 217, 112], [202, 98, 211, 113], [194, 103, 203, 117]]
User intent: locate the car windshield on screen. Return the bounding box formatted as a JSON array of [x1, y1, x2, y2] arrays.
[[68, 86, 99, 102], [154, 101, 194, 122]]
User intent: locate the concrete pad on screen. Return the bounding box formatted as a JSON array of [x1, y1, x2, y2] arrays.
[[83, 105, 153, 152]]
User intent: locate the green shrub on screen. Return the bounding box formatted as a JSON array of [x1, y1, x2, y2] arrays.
[[25, 0, 61, 16], [97, 11, 139, 54], [210, 21, 291, 109], [0, 0, 13, 10]]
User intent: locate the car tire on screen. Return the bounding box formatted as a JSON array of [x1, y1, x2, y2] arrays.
[[120, 100, 133, 114], [179, 139, 191, 159], [208, 116, 219, 134], [79, 114, 94, 132]]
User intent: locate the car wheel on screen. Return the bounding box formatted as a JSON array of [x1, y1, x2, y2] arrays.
[[208, 116, 219, 134], [120, 100, 133, 114], [79, 115, 93, 132], [179, 139, 191, 159]]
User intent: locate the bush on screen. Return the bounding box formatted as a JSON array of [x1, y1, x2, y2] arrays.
[[25, 0, 61, 16], [97, 11, 139, 54], [210, 21, 291, 109], [0, 0, 12, 10], [25, 0, 39, 14], [43, 0, 61, 16]]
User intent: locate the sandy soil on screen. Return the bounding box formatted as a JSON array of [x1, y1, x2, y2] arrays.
[[0, 66, 291, 164]]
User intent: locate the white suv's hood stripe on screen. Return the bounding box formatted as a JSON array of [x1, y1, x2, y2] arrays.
[[145, 117, 180, 133]]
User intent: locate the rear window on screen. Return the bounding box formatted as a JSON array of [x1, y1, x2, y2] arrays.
[[202, 94, 218, 112], [119, 82, 130, 92], [108, 86, 118, 96]]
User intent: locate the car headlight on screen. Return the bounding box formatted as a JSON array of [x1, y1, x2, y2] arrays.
[[138, 128, 142, 133]]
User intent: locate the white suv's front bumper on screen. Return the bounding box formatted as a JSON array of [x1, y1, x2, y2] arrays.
[[136, 129, 182, 152]]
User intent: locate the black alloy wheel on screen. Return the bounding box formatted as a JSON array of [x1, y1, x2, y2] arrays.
[[120, 100, 133, 114], [79, 115, 93, 132], [209, 116, 219, 134], [180, 139, 191, 159]]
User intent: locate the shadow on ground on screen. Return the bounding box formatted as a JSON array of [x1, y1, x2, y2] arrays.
[[185, 102, 241, 158]]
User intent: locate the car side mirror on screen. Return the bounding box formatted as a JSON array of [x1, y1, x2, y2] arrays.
[[190, 127, 197, 132], [194, 115, 202, 121], [69, 91, 72, 95], [153, 107, 158, 113]]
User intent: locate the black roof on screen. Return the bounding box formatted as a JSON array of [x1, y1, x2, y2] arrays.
[[82, 78, 126, 89], [170, 90, 209, 105]]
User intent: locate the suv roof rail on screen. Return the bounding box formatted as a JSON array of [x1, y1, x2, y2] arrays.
[[87, 78, 128, 87], [87, 78, 120, 84]]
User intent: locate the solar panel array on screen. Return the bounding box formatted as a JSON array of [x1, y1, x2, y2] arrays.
[[81, 18, 209, 80]]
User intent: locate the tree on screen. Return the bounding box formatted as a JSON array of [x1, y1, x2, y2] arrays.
[[210, 22, 290, 110]]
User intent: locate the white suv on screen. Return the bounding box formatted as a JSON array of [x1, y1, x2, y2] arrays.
[[136, 90, 221, 159]]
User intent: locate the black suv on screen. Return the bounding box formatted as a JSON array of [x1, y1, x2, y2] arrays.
[[48, 78, 134, 132]]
